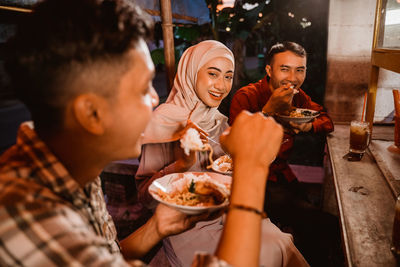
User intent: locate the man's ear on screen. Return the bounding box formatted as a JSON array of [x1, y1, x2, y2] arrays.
[[72, 94, 107, 135], [265, 65, 272, 78]]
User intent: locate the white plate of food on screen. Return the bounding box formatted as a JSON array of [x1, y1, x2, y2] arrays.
[[149, 172, 231, 215], [211, 155, 233, 175], [276, 108, 319, 124]]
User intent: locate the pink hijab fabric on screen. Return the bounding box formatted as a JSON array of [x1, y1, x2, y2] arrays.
[[142, 40, 234, 144]]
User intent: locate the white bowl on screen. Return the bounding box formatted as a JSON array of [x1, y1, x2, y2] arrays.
[[276, 108, 319, 124], [149, 172, 231, 215], [211, 155, 233, 175]]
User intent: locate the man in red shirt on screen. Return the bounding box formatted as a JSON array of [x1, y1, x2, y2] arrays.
[[229, 41, 338, 266], [230, 41, 333, 184]]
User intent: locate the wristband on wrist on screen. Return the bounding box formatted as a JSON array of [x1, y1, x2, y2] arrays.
[[262, 110, 276, 117], [228, 204, 267, 218]]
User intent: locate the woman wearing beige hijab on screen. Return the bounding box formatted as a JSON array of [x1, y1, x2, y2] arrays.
[[136, 40, 232, 203], [136, 40, 309, 267]]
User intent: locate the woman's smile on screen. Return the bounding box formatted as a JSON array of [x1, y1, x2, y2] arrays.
[[208, 90, 224, 100]]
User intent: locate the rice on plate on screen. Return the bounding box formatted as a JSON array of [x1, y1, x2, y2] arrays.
[[149, 172, 231, 215]]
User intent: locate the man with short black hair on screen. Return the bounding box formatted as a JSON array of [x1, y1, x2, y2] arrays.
[[229, 41, 337, 266], [0, 0, 289, 266], [0, 0, 207, 265], [230, 41, 333, 184]]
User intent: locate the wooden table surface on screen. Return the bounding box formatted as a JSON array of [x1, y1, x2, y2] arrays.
[[326, 124, 400, 267]]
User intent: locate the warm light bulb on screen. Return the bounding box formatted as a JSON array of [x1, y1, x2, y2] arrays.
[[243, 3, 259, 10]]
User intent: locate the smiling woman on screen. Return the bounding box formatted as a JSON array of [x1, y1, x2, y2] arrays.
[[135, 40, 236, 266], [134, 40, 308, 267], [136, 40, 234, 206], [195, 57, 234, 107]]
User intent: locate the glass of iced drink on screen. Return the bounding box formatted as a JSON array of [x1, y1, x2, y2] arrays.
[[349, 120, 370, 155]]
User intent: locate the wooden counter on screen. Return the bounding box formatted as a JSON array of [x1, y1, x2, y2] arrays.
[[326, 124, 400, 267]]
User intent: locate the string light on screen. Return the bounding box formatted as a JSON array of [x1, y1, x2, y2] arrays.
[[300, 18, 312, 28], [243, 3, 259, 10]]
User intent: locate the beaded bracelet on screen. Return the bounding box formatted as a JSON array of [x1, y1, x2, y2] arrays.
[[262, 111, 272, 117], [262, 110, 276, 117], [228, 204, 267, 219]]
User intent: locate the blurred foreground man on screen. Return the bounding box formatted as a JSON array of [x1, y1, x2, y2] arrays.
[[0, 0, 289, 266], [229, 42, 341, 266]]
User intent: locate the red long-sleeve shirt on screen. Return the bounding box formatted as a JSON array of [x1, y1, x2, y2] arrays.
[[229, 76, 334, 182]]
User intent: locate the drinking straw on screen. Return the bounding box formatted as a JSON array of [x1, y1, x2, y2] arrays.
[[361, 91, 367, 122], [393, 90, 400, 117]]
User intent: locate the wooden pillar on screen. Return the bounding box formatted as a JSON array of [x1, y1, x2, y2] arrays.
[[365, 65, 379, 131], [160, 0, 175, 92], [365, 0, 382, 132]]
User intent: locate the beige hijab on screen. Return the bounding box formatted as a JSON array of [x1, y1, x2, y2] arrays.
[[142, 40, 234, 144]]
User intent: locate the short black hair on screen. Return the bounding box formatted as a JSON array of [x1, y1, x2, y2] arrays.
[[5, 0, 153, 131], [266, 41, 307, 65]]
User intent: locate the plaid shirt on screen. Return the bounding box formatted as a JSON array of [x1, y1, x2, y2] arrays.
[[0, 124, 229, 267], [0, 124, 135, 266]]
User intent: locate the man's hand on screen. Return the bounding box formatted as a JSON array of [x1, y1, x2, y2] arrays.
[[220, 111, 283, 171], [289, 121, 313, 133], [120, 204, 216, 260], [153, 204, 212, 238], [215, 112, 283, 266], [262, 84, 295, 115]]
